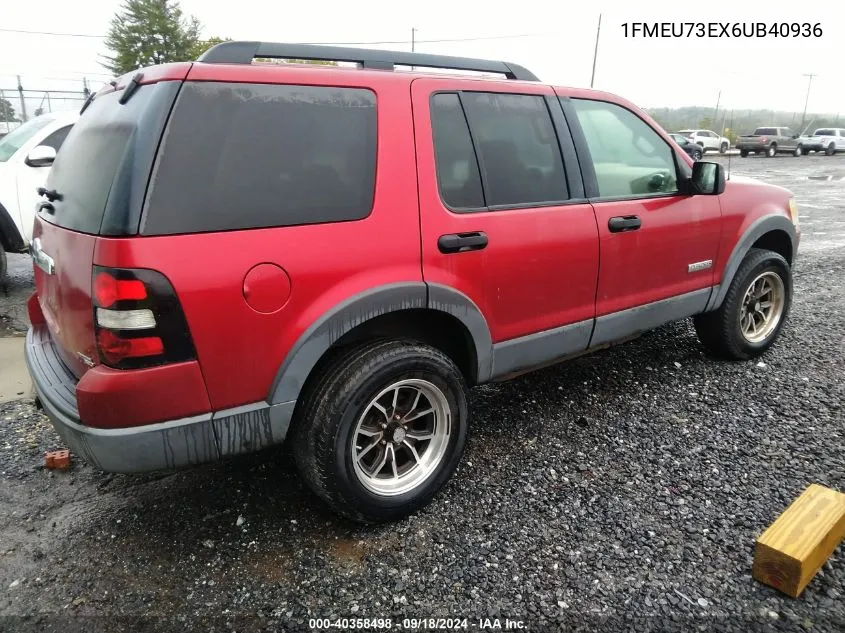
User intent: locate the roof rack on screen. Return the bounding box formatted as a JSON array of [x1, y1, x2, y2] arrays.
[[196, 41, 540, 82]]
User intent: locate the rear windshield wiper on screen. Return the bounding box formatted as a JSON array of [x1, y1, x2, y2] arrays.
[[37, 187, 63, 202]]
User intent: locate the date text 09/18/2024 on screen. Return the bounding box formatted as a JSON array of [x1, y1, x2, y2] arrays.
[[308, 618, 527, 630]]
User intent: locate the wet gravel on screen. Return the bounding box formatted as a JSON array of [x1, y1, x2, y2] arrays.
[[0, 156, 844, 632]]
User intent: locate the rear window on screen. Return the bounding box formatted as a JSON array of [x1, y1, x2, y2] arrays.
[[141, 82, 377, 235], [754, 128, 777, 136], [40, 82, 181, 235]]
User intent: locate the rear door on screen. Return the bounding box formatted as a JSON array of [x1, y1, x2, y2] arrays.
[[32, 76, 184, 377], [411, 78, 599, 365]]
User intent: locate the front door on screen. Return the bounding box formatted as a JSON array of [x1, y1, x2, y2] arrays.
[[562, 96, 722, 343], [411, 78, 600, 376]]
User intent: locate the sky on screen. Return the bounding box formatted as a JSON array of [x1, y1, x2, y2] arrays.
[[0, 0, 840, 121]]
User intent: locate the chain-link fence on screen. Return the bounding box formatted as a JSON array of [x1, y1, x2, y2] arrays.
[[0, 76, 102, 135]]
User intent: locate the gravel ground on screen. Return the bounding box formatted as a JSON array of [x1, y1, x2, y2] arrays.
[[0, 155, 844, 632]]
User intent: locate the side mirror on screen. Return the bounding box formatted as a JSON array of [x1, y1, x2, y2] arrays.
[[689, 161, 725, 195], [25, 145, 57, 167]]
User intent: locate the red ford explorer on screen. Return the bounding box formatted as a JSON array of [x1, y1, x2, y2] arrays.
[[25, 42, 799, 523]]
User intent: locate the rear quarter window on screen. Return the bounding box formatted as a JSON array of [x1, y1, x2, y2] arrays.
[[141, 82, 377, 235], [754, 128, 777, 136]]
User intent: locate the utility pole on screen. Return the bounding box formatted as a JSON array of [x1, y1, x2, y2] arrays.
[[17, 75, 27, 122], [590, 13, 601, 88], [712, 90, 721, 129], [800, 73, 817, 132], [411, 27, 417, 52], [82, 77, 91, 99]]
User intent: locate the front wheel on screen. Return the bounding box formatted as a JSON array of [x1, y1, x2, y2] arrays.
[[291, 339, 469, 523], [0, 242, 6, 284], [694, 248, 792, 360], [720, 142, 729, 154], [692, 149, 702, 161]]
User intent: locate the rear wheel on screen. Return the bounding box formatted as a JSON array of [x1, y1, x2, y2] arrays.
[[794, 145, 803, 157], [0, 242, 6, 283], [692, 149, 702, 161], [694, 248, 792, 360], [739, 150, 749, 158], [766, 144, 777, 157], [720, 142, 729, 154], [826, 143, 836, 156], [291, 339, 469, 523]]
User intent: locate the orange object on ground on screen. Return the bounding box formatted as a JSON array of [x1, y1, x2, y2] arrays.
[[44, 450, 71, 470]]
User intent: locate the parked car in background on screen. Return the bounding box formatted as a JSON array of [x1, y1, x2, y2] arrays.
[[736, 127, 801, 157], [676, 129, 730, 154], [669, 133, 704, 160], [25, 42, 800, 524], [0, 111, 78, 281], [796, 128, 845, 155]]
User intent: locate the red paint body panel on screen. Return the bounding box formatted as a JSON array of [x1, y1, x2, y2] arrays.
[[411, 77, 600, 342], [711, 177, 796, 281], [94, 71, 421, 411], [591, 196, 723, 315], [76, 361, 210, 428], [31, 218, 98, 378]]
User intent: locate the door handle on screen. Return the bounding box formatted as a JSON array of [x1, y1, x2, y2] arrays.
[[608, 216, 642, 233], [438, 231, 488, 254]]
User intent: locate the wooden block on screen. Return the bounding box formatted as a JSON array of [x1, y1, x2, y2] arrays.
[[753, 484, 845, 598]]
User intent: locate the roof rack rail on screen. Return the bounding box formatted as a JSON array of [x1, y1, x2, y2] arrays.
[[196, 41, 540, 82]]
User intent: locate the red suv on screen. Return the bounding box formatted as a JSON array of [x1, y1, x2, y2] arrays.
[[25, 42, 800, 523]]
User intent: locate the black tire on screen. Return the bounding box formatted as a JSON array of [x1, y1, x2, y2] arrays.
[[794, 145, 803, 157], [0, 242, 6, 284], [693, 248, 792, 361], [739, 150, 748, 158], [766, 144, 777, 157], [825, 143, 836, 156], [291, 339, 469, 524], [692, 149, 702, 161], [720, 142, 728, 154]]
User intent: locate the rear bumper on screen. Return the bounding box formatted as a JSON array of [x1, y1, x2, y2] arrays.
[[25, 325, 295, 473], [736, 142, 767, 151]]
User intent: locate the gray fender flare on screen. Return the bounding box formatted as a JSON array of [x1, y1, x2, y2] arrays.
[[705, 214, 798, 311], [267, 282, 495, 406]]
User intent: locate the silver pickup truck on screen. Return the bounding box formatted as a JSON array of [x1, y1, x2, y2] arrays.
[[736, 127, 800, 157]]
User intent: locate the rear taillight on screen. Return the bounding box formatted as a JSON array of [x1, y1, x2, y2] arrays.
[[92, 266, 195, 370]]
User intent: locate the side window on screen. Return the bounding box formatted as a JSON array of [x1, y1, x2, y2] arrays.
[[430, 92, 569, 210], [142, 83, 377, 235], [39, 125, 73, 152], [571, 99, 678, 198], [430, 94, 485, 210]]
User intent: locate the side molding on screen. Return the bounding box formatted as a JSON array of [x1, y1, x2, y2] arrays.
[[706, 215, 798, 311], [590, 288, 711, 347], [427, 283, 494, 383], [491, 319, 592, 379], [268, 283, 427, 405]]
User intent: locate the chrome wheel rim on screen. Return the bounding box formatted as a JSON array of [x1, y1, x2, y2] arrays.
[[740, 271, 785, 344], [351, 378, 451, 496]]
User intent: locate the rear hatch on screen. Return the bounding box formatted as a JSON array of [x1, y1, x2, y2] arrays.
[[32, 69, 187, 377]]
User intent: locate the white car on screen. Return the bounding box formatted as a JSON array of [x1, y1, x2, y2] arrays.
[[0, 111, 78, 281], [796, 128, 845, 156], [676, 129, 731, 154]]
